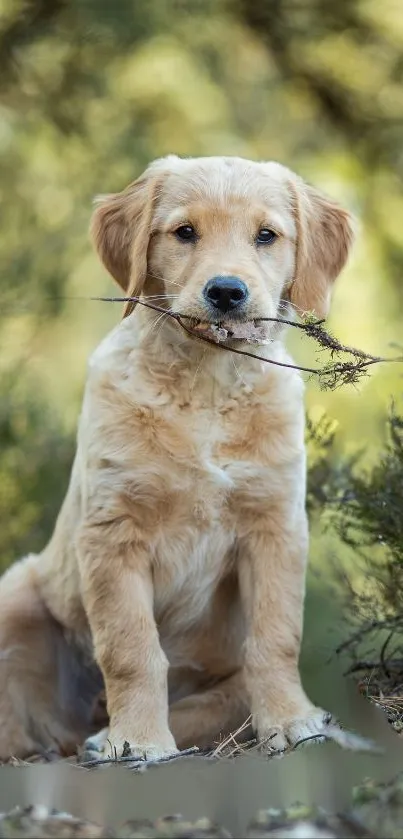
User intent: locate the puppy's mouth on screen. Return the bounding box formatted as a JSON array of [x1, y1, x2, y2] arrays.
[[186, 317, 270, 346]]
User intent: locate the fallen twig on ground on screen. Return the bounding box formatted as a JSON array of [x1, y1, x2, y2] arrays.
[[79, 745, 200, 770]]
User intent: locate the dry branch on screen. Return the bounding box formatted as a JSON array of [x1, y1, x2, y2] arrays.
[[90, 295, 403, 391]]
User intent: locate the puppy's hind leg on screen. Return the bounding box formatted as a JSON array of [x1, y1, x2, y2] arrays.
[[0, 555, 101, 761]]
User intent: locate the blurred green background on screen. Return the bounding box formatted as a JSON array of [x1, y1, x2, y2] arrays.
[[1, 0, 402, 678]]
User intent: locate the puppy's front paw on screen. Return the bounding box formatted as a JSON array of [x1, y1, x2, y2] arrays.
[[256, 707, 333, 754], [106, 737, 179, 761], [81, 726, 179, 762]]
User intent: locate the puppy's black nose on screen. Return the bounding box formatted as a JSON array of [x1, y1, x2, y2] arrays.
[[203, 276, 248, 313]]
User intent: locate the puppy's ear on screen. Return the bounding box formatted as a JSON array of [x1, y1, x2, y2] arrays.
[[288, 179, 356, 319], [91, 166, 163, 317]]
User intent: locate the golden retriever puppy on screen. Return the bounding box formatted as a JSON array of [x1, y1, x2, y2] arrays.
[[0, 156, 354, 761]]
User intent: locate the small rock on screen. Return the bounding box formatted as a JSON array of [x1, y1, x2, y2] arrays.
[[116, 814, 231, 838], [247, 806, 345, 838], [0, 806, 108, 838], [351, 773, 403, 837]]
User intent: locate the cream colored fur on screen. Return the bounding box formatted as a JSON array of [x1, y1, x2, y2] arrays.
[[0, 156, 355, 760]]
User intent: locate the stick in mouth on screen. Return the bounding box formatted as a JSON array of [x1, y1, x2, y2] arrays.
[[190, 319, 269, 344]]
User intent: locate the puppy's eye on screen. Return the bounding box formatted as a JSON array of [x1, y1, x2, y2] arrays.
[[174, 224, 197, 242], [256, 228, 277, 245]]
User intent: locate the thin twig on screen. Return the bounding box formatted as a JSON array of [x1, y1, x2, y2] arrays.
[[292, 727, 381, 754], [380, 630, 394, 679], [14, 292, 399, 388], [345, 660, 391, 675], [211, 715, 252, 757], [345, 658, 403, 676], [336, 615, 403, 656], [80, 745, 199, 769], [89, 295, 403, 391], [91, 295, 322, 375], [292, 733, 327, 749]]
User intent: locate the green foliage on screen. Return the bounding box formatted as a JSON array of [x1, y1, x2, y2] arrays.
[[306, 413, 341, 517], [309, 402, 403, 724], [306, 401, 403, 620], [239, 0, 403, 296], [335, 405, 403, 617], [0, 371, 74, 571]]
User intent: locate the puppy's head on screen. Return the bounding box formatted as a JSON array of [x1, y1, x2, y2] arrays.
[[91, 156, 355, 339]]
